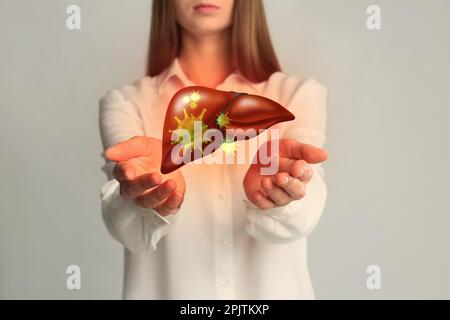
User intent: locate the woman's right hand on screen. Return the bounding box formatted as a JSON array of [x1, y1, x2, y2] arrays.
[[105, 136, 186, 216]]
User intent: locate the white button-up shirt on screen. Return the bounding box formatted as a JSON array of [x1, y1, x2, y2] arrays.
[[99, 58, 327, 300]]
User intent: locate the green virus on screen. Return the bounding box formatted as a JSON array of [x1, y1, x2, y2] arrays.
[[216, 112, 231, 129]]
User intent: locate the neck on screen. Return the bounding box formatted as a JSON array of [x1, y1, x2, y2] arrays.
[[178, 29, 233, 88]]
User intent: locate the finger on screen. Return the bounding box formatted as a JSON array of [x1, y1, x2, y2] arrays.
[[299, 163, 313, 183], [155, 191, 184, 216], [136, 179, 177, 209], [120, 172, 162, 199], [290, 160, 313, 183], [261, 177, 291, 206], [278, 157, 296, 173], [113, 162, 136, 182], [287, 140, 328, 163], [105, 136, 152, 162], [274, 172, 306, 200], [289, 159, 307, 178], [299, 144, 328, 163], [252, 191, 276, 210]]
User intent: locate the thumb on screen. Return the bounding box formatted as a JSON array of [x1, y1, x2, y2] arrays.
[[290, 141, 328, 164], [105, 136, 153, 162]]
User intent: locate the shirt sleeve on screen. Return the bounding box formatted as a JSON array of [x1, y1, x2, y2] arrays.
[[99, 88, 178, 253], [245, 78, 328, 243]]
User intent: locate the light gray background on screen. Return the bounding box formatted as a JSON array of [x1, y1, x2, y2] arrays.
[[1, 0, 449, 299]]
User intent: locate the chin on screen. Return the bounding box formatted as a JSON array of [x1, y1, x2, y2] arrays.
[[192, 19, 227, 28], [194, 25, 229, 35]]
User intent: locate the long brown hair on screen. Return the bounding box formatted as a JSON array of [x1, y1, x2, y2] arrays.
[[147, 0, 281, 83]]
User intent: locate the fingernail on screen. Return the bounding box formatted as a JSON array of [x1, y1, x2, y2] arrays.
[[298, 168, 304, 178], [152, 173, 162, 184], [173, 191, 183, 202], [124, 169, 133, 180], [175, 191, 184, 198], [305, 166, 311, 176], [104, 148, 113, 160], [167, 180, 177, 191], [280, 176, 290, 186]]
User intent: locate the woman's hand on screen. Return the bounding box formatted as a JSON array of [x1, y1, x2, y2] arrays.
[[243, 139, 328, 210], [105, 136, 186, 216]]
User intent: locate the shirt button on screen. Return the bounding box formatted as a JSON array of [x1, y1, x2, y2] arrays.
[[222, 280, 229, 286], [220, 238, 228, 245], [219, 192, 226, 199]]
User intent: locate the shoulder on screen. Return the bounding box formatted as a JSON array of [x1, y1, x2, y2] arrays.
[[262, 72, 327, 106], [99, 76, 159, 110]]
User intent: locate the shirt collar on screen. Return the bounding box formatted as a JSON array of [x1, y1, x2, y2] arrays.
[[156, 58, 259, 96]]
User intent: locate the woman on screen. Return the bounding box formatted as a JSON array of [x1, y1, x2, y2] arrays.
[[100, 0, 328, 299]]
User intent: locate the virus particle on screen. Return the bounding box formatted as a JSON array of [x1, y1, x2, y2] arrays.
[[216, 112, 231, 129], [188, 91, 201, 109], [190, 101, 198, 110], [221, 137, 238, 155], [190, 91, 201, 102], [170, 108, 208, 152], [182, 96, 191, 104]]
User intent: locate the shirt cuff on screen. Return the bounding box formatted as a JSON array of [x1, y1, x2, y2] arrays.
[[244, 199, 307, 244], [243, 165, 326, 243], [100, 179, 178, 252]]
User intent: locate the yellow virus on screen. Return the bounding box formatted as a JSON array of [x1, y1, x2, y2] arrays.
[[190, 91, 201, 102], [190, 101, 198, 110], [188, 91, 201, 109], [182, 95, 191, 104], [170, 108, 208, 152], [221, 137, 238, 155], [182, 92, 201, 110]]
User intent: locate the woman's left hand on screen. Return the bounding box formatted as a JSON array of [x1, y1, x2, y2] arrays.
[[243, 139, 328, 210]]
